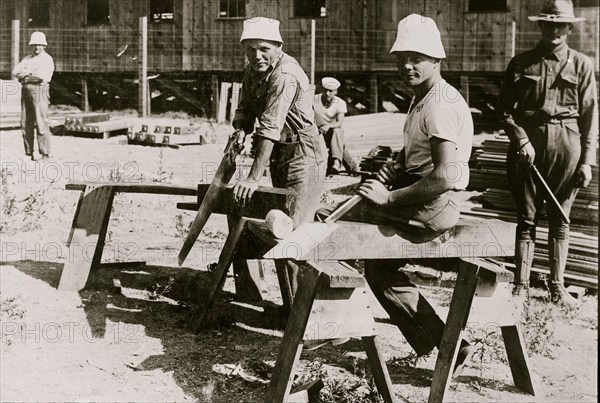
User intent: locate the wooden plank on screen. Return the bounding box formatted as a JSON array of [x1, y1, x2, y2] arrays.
[[267, 219, 516, 260], [428, 264, 479, 402], [501, 325, 537, 395], [268, 262, 321, 402], [217, 82, 232, 123], [139, 16, 148, 117], [362, 336, 398, 403], [229, 82, 242, 121], [197, 184, 294, 218], [58, 185, 115, 291], [313, 260, 365, 288], [66, 182, 197, 196], [304, 286, 376, 340], [191, 217, 248, 331]]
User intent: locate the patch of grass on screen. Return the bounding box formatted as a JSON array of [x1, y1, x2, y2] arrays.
[[147, 277, 175, 300], [153, 148, 173, 184], [0, 297, 26, 320]]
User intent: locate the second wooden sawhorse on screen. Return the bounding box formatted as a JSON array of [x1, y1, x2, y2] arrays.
[[197, 218, 538, 402], [58, 182, 294, 292]]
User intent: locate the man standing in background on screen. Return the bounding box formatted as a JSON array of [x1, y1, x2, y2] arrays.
[[12, 31, 55, 161], [314, 77, 357, 174], [497, 0, 598, 306]]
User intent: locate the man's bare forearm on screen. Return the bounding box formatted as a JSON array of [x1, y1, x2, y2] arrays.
[[247, 137, 274, 181]]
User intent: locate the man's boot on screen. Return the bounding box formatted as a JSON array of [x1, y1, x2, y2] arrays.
[[548, 237, 577, 307], [513, 240, 534, 298]]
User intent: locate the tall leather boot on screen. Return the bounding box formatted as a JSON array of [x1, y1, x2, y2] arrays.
[[548, 237, 577, 307], [513, 240, 534, 298]]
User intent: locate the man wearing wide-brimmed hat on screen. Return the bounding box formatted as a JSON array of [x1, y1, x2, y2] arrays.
[[231, 17, 327, 298], [12, 31, 55, 161], [316, 14, 475, 375], [498, 0, 598, 307]]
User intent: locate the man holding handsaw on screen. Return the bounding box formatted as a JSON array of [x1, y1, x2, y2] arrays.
[[316, 14, 475, 375], [232, 17, 327, 295], [498, 0, 598, 307]]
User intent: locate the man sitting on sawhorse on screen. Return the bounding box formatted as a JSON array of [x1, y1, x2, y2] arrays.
[[317, 14, 476, 376]]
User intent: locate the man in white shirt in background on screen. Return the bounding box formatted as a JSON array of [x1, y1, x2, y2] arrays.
[[12, 31, 55, 161], [314, 77, 357, 175]]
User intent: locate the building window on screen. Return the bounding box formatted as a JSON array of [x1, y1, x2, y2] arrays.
[[219, 0, 246, 18], [27, 0, 50, 27], [151, 0, 174, 23], [468, 0, 507, 12], [87, 0, 110, 26]]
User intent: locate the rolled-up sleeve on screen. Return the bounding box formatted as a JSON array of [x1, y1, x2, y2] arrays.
[[578, 57, 599, 166], [255, 72, 298, 142]]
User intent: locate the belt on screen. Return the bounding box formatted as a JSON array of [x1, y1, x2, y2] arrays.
[[546, 117, 578, 125]]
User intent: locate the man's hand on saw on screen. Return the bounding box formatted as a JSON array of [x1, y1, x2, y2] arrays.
[[376, 161, 403, 186], [358, 179, 390, 206]]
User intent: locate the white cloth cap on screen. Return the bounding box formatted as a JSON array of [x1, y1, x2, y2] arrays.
[[29, 31, 48, 46], [321, 77, 341, 90], [240, 17, 283, 44], [389, 14, 445, 59]]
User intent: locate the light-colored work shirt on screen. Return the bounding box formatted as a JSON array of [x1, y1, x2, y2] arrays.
[[403, 79, 474, 190], [12, 51, 55, 83], [233, 52, 317, 143], [313, 94, 347, 127]]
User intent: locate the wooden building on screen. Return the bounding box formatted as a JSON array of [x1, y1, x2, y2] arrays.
[[0, 0, 597, 114]]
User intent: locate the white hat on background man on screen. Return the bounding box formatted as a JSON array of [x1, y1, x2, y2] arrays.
[[321, 77, 341, 90], [389, 14, 445, 59], [240, 17, 284, 44], [29, 31, 48, 46]]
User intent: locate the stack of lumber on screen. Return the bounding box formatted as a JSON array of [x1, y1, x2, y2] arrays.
[[62, 112, 131, 138], [465, 134, 598, 289], [128, 118, 208, 147]]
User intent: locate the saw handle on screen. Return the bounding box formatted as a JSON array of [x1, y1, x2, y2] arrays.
[[226, 129, 246, 154]]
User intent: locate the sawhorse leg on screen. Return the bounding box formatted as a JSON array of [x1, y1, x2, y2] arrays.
[[501, 325, 536, 395], [429, 263, 478, 402], [268, 263, 321, 402], [429, 258, 536, 402], [191, 217, 247, 331], [268, 261, 397, 403], [58, 185, 115, 291]]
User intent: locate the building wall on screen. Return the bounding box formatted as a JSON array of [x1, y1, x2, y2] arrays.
[[0, 0, 598, 75]]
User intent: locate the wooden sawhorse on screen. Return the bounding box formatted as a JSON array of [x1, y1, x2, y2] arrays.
[[226, 219, 534, 402], [58, 182, 293, 292], [58, 182, 197, 291]]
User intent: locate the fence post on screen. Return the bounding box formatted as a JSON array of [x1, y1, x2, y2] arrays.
[[11, 20, 20, 76], [138, 16, 148, 117]]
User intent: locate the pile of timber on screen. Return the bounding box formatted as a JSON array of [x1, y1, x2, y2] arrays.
[[128, 118, 208, 147], [61, 112, 131, 138], [465, 134, 598, 289]]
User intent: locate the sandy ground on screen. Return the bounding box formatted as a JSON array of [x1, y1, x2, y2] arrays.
[[0, 115, 597, 402]]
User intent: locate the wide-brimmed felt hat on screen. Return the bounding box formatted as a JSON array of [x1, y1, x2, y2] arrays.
[[240, 17, 283, 44], [528, 0, 585, 23]]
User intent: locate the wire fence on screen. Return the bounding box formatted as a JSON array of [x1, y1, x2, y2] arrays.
[[1, 26, 598, 74]]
